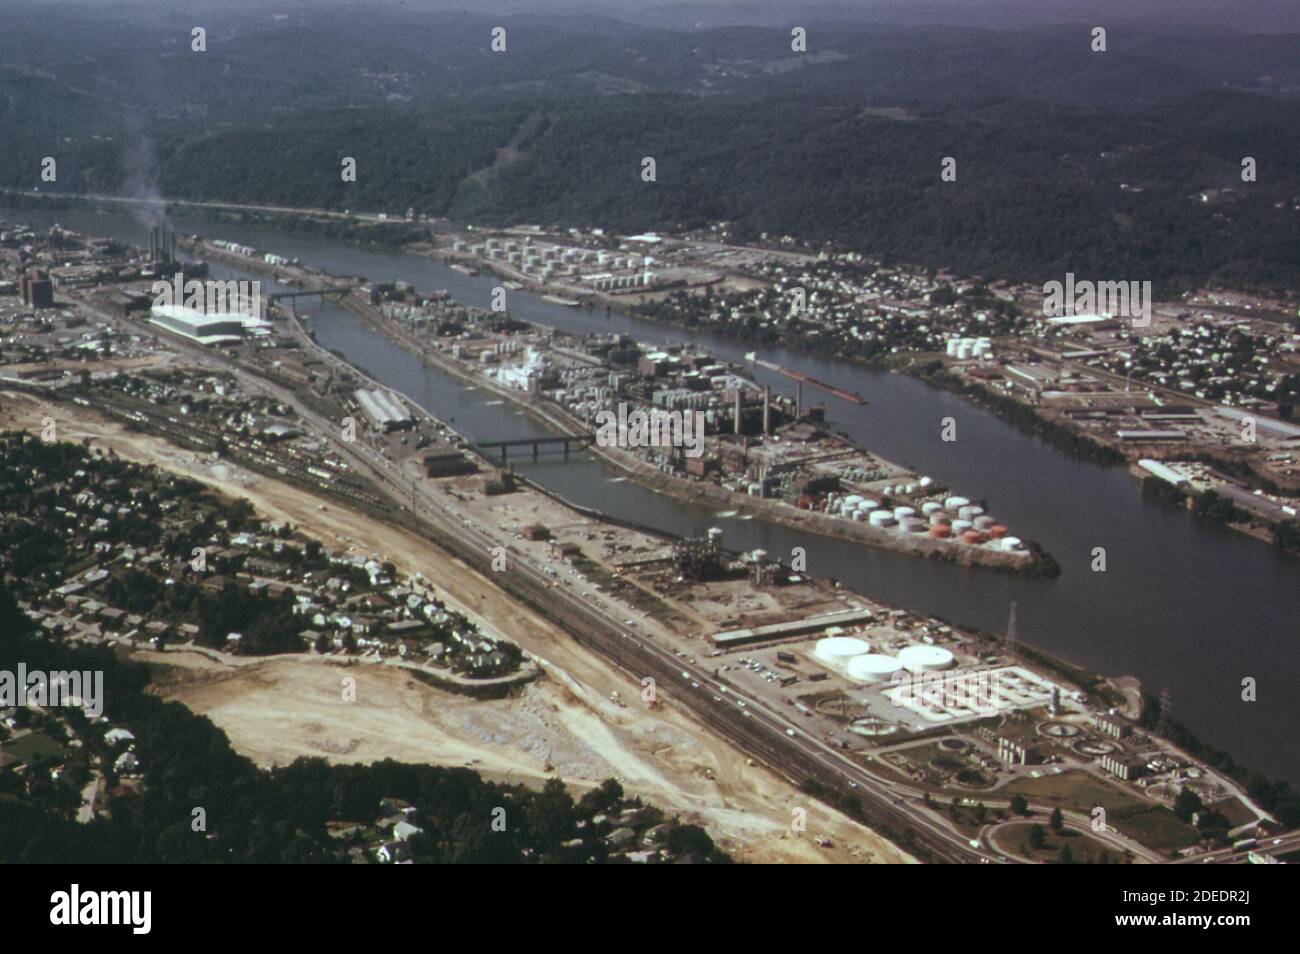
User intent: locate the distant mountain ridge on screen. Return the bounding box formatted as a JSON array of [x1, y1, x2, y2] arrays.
[[2, 4, 1297, 290]]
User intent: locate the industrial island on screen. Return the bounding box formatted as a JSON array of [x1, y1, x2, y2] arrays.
[[178, 234, 1055, 574]]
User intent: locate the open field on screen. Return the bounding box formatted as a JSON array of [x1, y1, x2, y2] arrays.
[[999, 772, 1199, 856]]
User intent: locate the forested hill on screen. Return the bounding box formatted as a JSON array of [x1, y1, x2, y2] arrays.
[[2, 4, 1298, 289]]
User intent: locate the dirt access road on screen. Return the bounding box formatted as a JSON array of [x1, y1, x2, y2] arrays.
[[2, 390, 913, 863]]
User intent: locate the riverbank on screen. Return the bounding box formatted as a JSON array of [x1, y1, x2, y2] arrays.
[[907, 361, 1300, 559]]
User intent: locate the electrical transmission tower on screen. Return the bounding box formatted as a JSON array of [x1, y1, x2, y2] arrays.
[[1004, 600, 1018, 660], [1157, 686, 1173, 737]]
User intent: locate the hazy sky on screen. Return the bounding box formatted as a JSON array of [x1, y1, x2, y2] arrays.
[[37, 0, 1300, 33]]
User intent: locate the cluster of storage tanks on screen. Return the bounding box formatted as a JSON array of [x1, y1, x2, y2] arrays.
[[813, 636, 956, 684], [823, 487, 1022, 551], [945, 336, 993, 360]]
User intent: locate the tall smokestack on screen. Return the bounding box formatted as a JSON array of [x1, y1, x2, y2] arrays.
[[733, 390, 742, 435], [796, 380, 803, 419], [763, 385, 771, 435]]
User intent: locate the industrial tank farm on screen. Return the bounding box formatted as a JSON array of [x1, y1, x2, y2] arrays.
[[812, 635, 956, 683], [818, 484, 1026, 554]]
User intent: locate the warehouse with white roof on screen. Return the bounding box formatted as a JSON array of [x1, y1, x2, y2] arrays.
[[355, 388, 414, 432], [149, 304, 272, 346]]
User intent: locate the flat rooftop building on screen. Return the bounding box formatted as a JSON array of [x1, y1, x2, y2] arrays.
[[355, 388, 414, 431], [149, 304, 271, 346], [709, 608, 876, 647]]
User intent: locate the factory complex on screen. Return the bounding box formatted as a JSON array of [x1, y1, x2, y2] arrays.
[[355, 281, 1043, 568]]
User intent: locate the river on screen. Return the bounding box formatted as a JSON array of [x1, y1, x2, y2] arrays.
[[8, 203, 1298, 785]]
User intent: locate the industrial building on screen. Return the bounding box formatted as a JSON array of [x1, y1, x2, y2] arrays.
[[997, 736, 1042, 765], [1101, 752, 1147, 781], [709, 608, 876, 648], [20, 269, 54, 308], [148, 304, 272, 346], [421, 447, 477, 478], [354, 388, 414, 432]]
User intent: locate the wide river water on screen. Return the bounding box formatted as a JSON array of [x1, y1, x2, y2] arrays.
[[9, 204, 1298, 784]]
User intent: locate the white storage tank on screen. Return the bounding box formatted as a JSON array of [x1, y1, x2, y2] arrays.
[[898, 644, 955, 673], [892, 506, 916, 520], [868, 510, 897, 527], [958, 505, 985, 519], [901, 517, 927, 533], [814, 637, 872, 668], [1001, 536, 1024, 551], [846, 654, 903, 684], [973, 515, 996, 530], [951, 519, 973, 534], [944, 495, 970, 509], [921, 501, 943, 515]]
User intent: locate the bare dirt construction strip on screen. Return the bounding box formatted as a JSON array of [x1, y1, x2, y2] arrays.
[[2, 392, 913, 863]]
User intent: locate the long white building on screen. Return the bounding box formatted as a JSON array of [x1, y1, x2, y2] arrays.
[[149, 305, 272, 346]]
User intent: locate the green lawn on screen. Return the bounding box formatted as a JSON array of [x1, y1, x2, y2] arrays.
[[998, 821, 1122, 864], [2, 730, 64, 765]]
